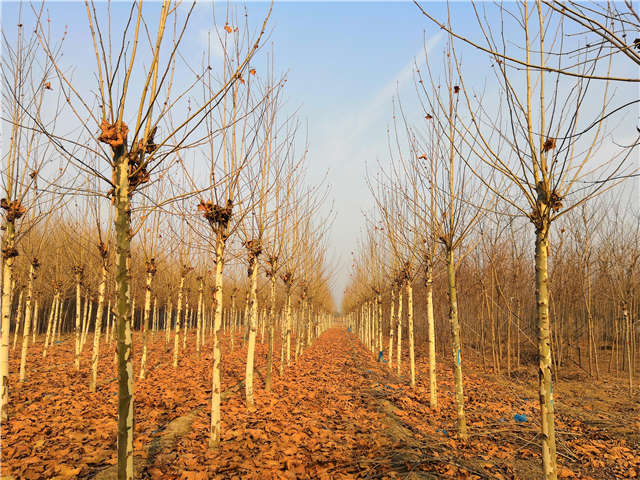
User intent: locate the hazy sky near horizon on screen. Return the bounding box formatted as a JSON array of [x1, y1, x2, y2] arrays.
[[2, 1, 637, 309]]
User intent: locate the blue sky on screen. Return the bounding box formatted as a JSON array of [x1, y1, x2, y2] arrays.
[[2, 1, 460, 303], [241, 2, 457, 303], [2, 2, 636, 308]]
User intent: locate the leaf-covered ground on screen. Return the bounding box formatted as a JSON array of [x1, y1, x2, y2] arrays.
[[2, 327, 638, 479]]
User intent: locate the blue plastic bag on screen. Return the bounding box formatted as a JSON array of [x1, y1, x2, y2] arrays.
[[514, 413, 528, 423]]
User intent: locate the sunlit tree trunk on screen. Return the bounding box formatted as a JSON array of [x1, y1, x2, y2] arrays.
[[110, 144, 135, 480], [230, 291, 236, 352], [83, 296, 94, 352], [505, 304, 511, 376], [446, 245, 467, 440], [425, 261, 438, 409], [244, 242, 261, 409], [164, 301, 172, 347], [196, 276, 204, 360], [396, 286, 403, 376], [279, 307, 286, 376], [534, 220, 556, 479], [623, 301, 633, 396], [364, 302, 370, 350], [306, 296, 311, 348], [284, 280, 293, 366], [377, 293, 383, 358], [173, 273, 185, 368], [43, 292, 59, 358], [294, 303, 302, 360], [12, 289, 24, 351], [516, 299, 521, 369], [209, 229, 225, 449], [407, 282, 415, 387], [151, 296, 157, 340], [139, 259, 155, 380], [106, 299, 112, 344], [19, 260, 38, 382], [73, 266, 83, 371], [388, 288, 395, 371], [80, 293, 90, 352], [90, 262, 108, 392], [0, 221, 17, 422], [55, 298, 64, 342], [32, 297, 40, 345], [260, 308, 265, 344], [265, 275, 276, 390], [183, 301, 191, 351], [31, 299, 39, 344], [241, 290, 249, 349]]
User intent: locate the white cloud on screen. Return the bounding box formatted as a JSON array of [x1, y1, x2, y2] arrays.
[[309, 32, 443, 305]]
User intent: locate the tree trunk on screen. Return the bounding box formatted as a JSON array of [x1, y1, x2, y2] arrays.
[[19, 261, 37, 382], [623, 302, 633, 396], [209, 230, 225, 449], [83, 296, 94, 353], [1, 220, 16, 422], [230, 294, 236, 352], [305, 298, 311, 348], [114, 149, 134, 480], [90, 263, 108, 392], [388, 288, 395, 371], [43, 292, 58, 358], [244, 249, 259, 410], [151, 296, 157, 340], [242, 290, 249, 349], [55, 298, 64, 342], [446, 246, 467, 440], [407, 282, 415, 387], [534, 221, 557, 480], [183, 304, 190, 351], [12, 289, 24, 350], [516, 300, 521, 369], [139, 266, 154, 380], [31, 300, 39, 345], [284, 283, 292, 366], [396, 286, 403, 376], [507, 306, 512, 377], [173, 274, 185, 368], [196, 277, 204, 360], [377, 294, 383, 359], [265, 275, 276, 391], [31, 297, 40, 345], [74, 268, 83, 371], [80, 293, 89, 351], [425, 264, 438, 409], [165, 301, 172, 347]]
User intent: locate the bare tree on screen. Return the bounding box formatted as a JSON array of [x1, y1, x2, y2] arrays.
[[31, 2, 272, 476], [1, 6, 66, 422], [437, 2, 639, 476]]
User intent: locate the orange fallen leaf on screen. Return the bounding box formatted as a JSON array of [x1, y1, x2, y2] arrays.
[[558, 467, 575, 478]]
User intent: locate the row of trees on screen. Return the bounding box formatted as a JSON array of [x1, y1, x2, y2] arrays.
[[344, 1, 638, 479], [1, 2, 335, 479]]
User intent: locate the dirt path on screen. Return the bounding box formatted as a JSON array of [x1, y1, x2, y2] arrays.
[[163, 327, 638, 479], [158, 327, 397, 479], [154, 328, 504, 479]]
